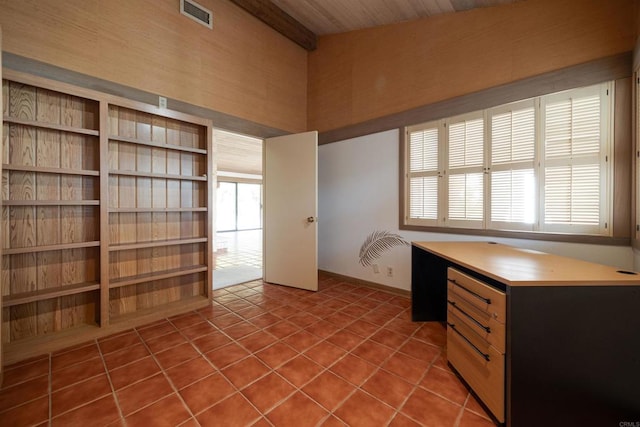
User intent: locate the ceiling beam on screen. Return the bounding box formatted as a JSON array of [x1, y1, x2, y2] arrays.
[[228, 0, 317, 51]]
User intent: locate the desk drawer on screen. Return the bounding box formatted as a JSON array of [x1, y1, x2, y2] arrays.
[[447, 326, 505, 423], [447, 293, 505, 354], [448, 268, 506, 324]]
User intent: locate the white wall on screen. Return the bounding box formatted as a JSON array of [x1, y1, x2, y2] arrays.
[[318, 130, 635, 291]]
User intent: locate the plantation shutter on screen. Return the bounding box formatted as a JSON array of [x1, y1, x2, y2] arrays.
[[446, 113, 484, 228], [540, 84, 610, 234], [488, 101, 536, 231], [406, 122, 441, 226]]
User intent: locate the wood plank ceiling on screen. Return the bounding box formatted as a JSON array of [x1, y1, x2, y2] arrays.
[[229, 0, 522, 50], [214, 129, 263, 177]]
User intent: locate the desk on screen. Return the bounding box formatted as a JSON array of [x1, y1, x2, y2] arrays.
[[412, 241, 640, 426]]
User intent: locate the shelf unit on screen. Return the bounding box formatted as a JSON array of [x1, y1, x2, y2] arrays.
[[1, 70, 213, 364]]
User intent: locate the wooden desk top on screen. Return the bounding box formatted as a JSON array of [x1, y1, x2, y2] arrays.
[[413, 241, 640, 287]]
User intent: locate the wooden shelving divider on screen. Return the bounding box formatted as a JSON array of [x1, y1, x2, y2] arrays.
[[1, 70, 213, 364]]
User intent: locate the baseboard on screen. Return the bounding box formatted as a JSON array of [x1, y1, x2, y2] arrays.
[[318, 270, 411, 298]]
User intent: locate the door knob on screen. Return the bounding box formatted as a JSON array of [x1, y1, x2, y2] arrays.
[[307, 216, 317, 223]]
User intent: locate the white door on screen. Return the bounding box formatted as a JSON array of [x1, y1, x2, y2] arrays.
[[263, 131, 318, 291]]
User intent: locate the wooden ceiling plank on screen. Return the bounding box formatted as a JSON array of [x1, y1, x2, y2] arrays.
[[228, 0, 317, 50]]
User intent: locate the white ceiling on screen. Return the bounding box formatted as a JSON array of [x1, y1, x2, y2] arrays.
[[270, 0, 522, 35]]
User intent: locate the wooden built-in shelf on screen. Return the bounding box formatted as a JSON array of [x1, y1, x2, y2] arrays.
[[109, 170, 207, 181], [3, 241, 101, 255], [3, 200, 100, 206], [110, 265, 208, 289], [108, 207, 207, 213], [3, 116, 100, 136], [108, 237, 208, 252], [109, 295, 210, 325], [3, 164, 100, 176], [3, 282, 101, 307], [109, 134, 207, 155]]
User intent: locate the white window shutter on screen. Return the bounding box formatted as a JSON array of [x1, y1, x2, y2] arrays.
[[406, 122, 441, 226]]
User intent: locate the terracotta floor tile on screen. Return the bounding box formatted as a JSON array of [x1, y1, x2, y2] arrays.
[[51, 374, 111, 417], [361, 310, 393, 326], [265, 320, 300, 339], [103, 342, 150, 371], [125, 394, 191, 427], [325, 311, 356, 327], [302, 371, 356, 411], [249, 312, 281, 328], [399, 337, 441, 363], [304, 320, 341, 339], [238, 330, 277, 353], [329, 354, 377, 386], [99, 331, 143, 355], [401, 387, 463, 426], [116, 373, 174, 416], [465, 393, 493, 420], [304, 341, 347, 367], [362, 369, 414, 408], [370, 328, 408, 348], [51, 343, 101, 371], [377, 303, 406, 317], [271, 304, 298, 318], [358, 298, 383, 310], [459, 409, 499, 427], [307, 304, 336, 318], [145, 331, 188, 354], [283, 330, 322, 352], [383, 352, 431, 383], [276, 355, 324, 387], [192, 331, 232, 353], [205, 342, 249, 369], [222, 356, 270, 389], [413, 322, 447, 347], [323, 298, 350, 311], [241, 372, 296, 413], [333, 390, 395, 427], [170, 312, 205, 329], [177, 418, 200, 427], [0, 374, 49, 413], [326, 329, 364, 351], [421, 366, 469, 405], [224, 299, 254, 312], [0, 396, 49, 426], [51, 357, 106, 390], [1, 357, 49, 388], [236, 305, 265, 320], [287, 312, 320, 328], [197, 302, 230, 319], [166, 357, 216, 389], [255, 342, 298, 369], [223, 321, 260, 340], [52, 394, 120, 427], [155, 342, 201, 370], [196, 393, 261, 427], [266, 391, 329, 427], [351, 340, 395, 365], [180, 321, 217, 341], [389, 412, 423, 426], [321, 415, 349, 426], [180, 373, 236, 414], [109, 356, 161, 390], [341, 304, 373, 319], [137, 320, 177, 341]]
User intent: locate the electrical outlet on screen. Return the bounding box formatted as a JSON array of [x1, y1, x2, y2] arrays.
[[372, 264, 379, 274], [159, 96, 167, 109], [386, 267, 393, 277]]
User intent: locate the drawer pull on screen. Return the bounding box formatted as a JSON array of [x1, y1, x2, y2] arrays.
[[448, 279, 492, 304], [447, 300, 491, 333], [447, 322, 491, 362]]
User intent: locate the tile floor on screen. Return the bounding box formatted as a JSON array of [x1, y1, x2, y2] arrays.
[[0, 274, 498, 427], [215, 230, 262, 270]]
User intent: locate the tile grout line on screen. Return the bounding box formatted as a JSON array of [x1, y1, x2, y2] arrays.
[[96, 337, 125, 424]]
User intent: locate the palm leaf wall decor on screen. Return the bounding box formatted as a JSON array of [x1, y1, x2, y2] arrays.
[[359, 230, 409, 267]]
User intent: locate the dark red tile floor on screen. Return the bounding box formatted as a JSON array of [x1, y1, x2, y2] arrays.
[[0, 274, 497, 426]]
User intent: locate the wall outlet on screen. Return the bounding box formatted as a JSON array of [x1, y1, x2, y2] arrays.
[[386, 267, 393, 277], [159, 96, 167, 109], [372, 264, 379, 274]]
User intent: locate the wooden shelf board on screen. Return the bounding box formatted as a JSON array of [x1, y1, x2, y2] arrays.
[[109, 134, 207, 155], [109, 295, 210, 327], [109, 170, 207, 181], [3, 116, 100, 136], [3, 164, 100, 176], [4, 241, 101, 255], [108, 207, 207, 213], [109, 265, 208, 288], [3, 200, 100, 206], [108, 237, 208, 252], [3, 282, 100, 307]]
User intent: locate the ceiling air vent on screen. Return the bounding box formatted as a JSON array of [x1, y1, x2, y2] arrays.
[[180, 0, 213, 29]]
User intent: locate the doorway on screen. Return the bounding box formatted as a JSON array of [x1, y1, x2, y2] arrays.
[[213, 129, 263, 289]]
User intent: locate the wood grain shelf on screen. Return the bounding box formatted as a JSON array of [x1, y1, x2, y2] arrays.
[[3, 164, 100, 176], [3, 282, 101, 307], [108, 207, 207, 213], [3, 200, 100, 206], [108, 237, 207, 252], [3, 115, 100, 136], [109, 170, 207, 181], [3, 241, 101, 255], [109, 134, 207, 155], [109, 265, 208, 288], [109, 295, 210, 325]]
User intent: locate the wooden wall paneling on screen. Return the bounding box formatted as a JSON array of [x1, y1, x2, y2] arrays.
[[99, 100, 109, 325]]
